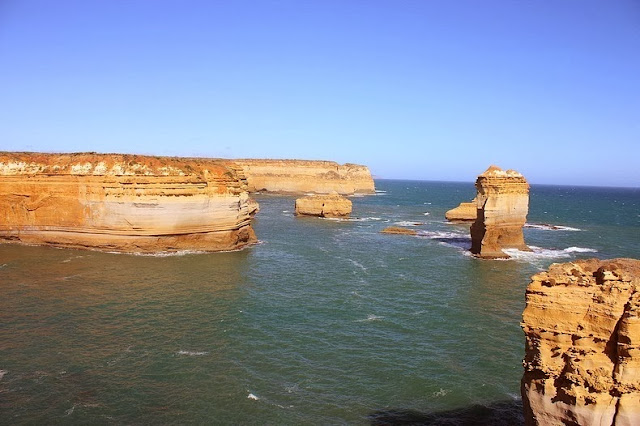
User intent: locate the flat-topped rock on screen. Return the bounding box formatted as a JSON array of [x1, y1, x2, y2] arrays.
[[445, 198, 477, 222], [0, 152, 258, 253], [235, 159, 375, 195], [470, 165, 530, 258], [380, 226, 418, 235], [521, 258, 640, 425], [295, 194, 352, 218]]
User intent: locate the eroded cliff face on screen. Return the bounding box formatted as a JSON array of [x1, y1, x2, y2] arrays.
[[294, 194, 352, 218], [445, 198, 477, 222], [470, 166, 529, 258], [0, 152, 258, 253], [235, 159, 375, 195], [522, 258, 640, 426]]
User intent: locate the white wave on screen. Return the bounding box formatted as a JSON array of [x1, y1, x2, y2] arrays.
[[503, 246, 597, 261], [0, 263, 6, 269], [423, 212, 430, 216], [433, 388, 450, 397], [248, 393, 259, 400], [282, 210, 290, 213], [0, 370, 6, 380], [507, 392, 522, 401], [324, 216, 384, 222], [134, 250, 207, 257], [348, 259, 367, 272], [357, 314, 384, 322], [525, 223, 582, 231], [565, 247, 598, 253], [375, 190, 387, 193], [417, 230, 469, 240], [177, 350, 208, 356], [393, 221, 423, 227]]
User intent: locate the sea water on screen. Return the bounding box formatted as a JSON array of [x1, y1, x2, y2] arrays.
[[0, 180, 638, 424]]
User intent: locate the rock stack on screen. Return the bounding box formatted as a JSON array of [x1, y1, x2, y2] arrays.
[[295, 194, 352, 218], [470, 165, 530, 258]]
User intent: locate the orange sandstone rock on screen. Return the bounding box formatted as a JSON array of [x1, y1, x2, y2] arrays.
[[445, 198, 477, 222], [521, 258, 640, 426], [0, 152, 258, 253], [294, 194, 352, 218], [470, 166, 530, 258], [235, 159, 375, 195]]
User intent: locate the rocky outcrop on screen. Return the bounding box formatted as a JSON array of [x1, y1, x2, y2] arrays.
[[445, 198, 477, 222], [380, 226, 417, 235], [470, 166, 530, 258], [521, 258, 640, 426], [0, 152, 258, 253], [295, 194, 352, 218], [235, 159, 375, 195]]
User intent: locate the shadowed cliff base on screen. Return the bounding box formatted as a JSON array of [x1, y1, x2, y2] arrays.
[[368, 400, 524, 425]]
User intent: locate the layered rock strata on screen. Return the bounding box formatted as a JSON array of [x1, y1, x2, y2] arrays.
[[235, 159, 375, 195], [445, 198, 477, 222], [521, 258, 640, 425], [0, 152, 258, 253], [470, 166, 529, 258], [295, 194, 352, 218]]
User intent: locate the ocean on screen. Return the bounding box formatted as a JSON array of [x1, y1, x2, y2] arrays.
[[1, 180, 638, 424]]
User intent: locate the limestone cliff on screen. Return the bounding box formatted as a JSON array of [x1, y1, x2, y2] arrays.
[[0, 152, 258, 253], [445, 198, 477, 222], [295, 194, 352, 218], [522, 258, 640, 425], [235, 159, 375, 195], [470, 166, 529, 258]]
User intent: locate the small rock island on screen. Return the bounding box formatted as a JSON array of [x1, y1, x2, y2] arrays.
[[295, 194, 352, 218]]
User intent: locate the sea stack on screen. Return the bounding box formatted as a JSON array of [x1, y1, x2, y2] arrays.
[[445, 198, 477, 222], [0, 152, 258, 253], [521, 258, 640, 425], [470, 165, 529, 258], [295, 194, 352, 218], [235, 159, 375, 195]]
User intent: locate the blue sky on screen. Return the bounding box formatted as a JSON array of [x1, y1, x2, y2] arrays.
[[1, 1, 639, 186]]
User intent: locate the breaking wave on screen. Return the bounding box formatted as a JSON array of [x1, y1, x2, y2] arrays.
[[525, 223, 582, 231]]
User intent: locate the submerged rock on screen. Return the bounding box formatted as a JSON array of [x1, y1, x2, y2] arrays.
[[521, 258, 640, 425], [294, 194, 352, 218], [380, 226, 418, 235], [470, 165, 530, 258]]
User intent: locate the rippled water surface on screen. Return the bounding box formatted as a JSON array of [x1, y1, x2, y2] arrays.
[[1, 180, 638, 424]]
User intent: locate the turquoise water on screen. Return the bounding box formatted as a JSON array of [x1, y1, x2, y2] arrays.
[[1, 180, 638, 424]]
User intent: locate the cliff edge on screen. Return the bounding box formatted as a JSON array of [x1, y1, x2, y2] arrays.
[[235, 159, 375, 195], [0, 152, 258, 253], [522, 258, 640, 425]]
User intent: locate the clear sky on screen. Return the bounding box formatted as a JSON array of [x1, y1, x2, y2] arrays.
[[1, 1, 639, 187]]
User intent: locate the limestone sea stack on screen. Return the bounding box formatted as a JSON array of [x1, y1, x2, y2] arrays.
[[470, 165, 530, 258], [445, 198, 477, 222], [235, 159, 375, 195], [521, 258, 640, 425], [0, 152, 258, 253], [295, 194, 352, 218]]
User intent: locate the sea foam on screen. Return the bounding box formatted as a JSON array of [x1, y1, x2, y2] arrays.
[[177, 350, 209, 356]]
